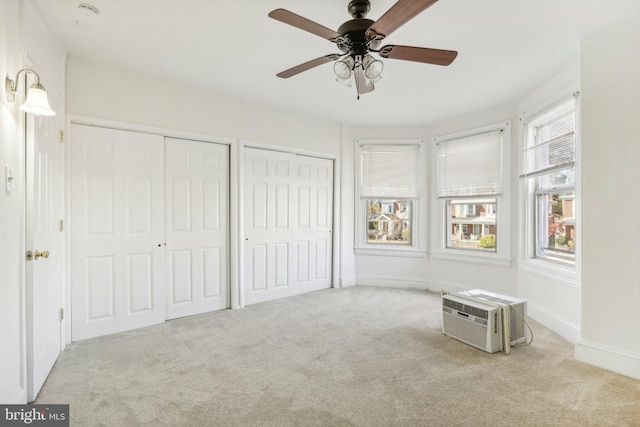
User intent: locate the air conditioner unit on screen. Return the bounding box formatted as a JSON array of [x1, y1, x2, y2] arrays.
[[456, 289, 527, 347], [442, 293, 503, 353]]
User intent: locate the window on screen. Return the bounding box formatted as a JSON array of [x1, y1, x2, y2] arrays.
[[355, 139, 424, 254], [447, 198, 497, 251], [367, 199, 412, 244], [435, 122, 508, 255], [521, 95, 577, 265]]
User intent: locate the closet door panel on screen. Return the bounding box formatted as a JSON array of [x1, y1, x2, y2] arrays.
[[243, 148, 333, 305], [165, 138, 229, 319], [70, 124, 165, 340]]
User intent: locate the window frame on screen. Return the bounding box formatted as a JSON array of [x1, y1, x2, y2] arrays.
[[519, 91, 581, 279], [354, 139, 426, 257], [445, 197, 498, 253], [432, 121, 511, 265], [534, 190, 576, 264]]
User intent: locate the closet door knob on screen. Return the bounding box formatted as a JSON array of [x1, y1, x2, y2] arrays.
[[34, 250, 50, 260]]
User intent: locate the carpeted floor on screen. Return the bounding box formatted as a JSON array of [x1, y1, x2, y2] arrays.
[[35, 286, 640, 426]]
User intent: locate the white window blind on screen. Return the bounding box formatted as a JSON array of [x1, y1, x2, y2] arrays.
[[521, 96, 576, 180], [437, 129, 503, 198], [360, 144, 420, 198]]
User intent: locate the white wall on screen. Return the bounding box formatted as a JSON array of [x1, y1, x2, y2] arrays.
[[577, 16, 640, 379], [342, 104, 519, 296], [0, 0, 27, 404], [66, 57, 341, 155]]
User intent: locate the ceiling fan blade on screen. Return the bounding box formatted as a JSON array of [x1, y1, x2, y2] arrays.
[[269, 9, 341, 41], [379, 45, 458, 66], [276, 54, 341, 79], [354, 67, 375, 95], [368, 0, 439, 38]]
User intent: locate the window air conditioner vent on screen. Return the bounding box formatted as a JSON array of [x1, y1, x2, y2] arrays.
[[443, 298, 488, 319]]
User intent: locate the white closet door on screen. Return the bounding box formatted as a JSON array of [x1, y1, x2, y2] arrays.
[[70, 125, 165, 340], [165, 138, 229, 319], [243, 148, 333, 305], [293, 155, 333, 292]]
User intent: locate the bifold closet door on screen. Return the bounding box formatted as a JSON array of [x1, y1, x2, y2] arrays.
[[70, 125, 165, 341], [165, 138, 229, 319], [243, 148, 333, 305]]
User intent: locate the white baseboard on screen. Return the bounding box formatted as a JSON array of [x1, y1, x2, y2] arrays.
[[7, 387, 27, 404], [527, 302, 580, 343], [355, 277, 583, 345], [354, 277, 482, 294], [355, 275, 430, 290], [422, 279, 473, 294], [575, 339, 640, 380], [355, 277, 515, 296], [339, 275, 356, 287]]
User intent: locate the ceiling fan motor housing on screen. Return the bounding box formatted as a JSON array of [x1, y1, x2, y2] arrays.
[[348, 0, 371, 19], [337, 18, 375, 56]]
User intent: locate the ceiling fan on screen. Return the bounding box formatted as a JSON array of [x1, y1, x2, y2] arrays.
[[268, 0, 458, 97]]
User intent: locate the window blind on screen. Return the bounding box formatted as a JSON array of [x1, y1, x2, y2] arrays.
[[360, 144, 419, 198], [521, 97, 576, 179], [437, 130, 503, 198]]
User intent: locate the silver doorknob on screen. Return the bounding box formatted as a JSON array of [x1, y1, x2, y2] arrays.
[[34, 250, 50, 260]]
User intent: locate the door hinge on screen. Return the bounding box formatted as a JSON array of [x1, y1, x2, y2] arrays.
[[26, 251, 33, 261], [59, 219, 64, 232], [59, 308, 64, 321], [59, 130, 64, 143]]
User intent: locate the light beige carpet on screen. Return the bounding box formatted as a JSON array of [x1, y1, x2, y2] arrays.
[[35, 286, 640, 426]]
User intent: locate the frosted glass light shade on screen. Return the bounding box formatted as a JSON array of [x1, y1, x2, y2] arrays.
[[20, 83, 56, 116], [363, 54, 383, 79], [334, 56, 355, 79], [366, 74, 382, 86], [336, 76, 353, 88]]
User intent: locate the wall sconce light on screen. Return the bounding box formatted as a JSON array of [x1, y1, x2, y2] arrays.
[[5, 69, 56, 116]]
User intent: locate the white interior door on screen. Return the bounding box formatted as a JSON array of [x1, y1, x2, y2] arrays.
[[165, 138, 229, 319], [243, 148, 333, 305], [25, 106, 64, 402], [70, 125, 165, 340], [293, 155, 334, 292]]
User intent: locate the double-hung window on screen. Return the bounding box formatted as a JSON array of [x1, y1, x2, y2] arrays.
[[435, 122, 509, 255], [521, 95, 578, 265], [355, 139, 425, 255]]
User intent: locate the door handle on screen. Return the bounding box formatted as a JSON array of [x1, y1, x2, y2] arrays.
[[34, 250, 50, 260]]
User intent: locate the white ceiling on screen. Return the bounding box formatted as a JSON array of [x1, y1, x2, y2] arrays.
[[31, 0, 640, 127]]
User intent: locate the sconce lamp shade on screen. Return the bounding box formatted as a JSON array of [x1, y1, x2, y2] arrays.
[[5, 70, 56, 116], [19, 82, 56, 116]]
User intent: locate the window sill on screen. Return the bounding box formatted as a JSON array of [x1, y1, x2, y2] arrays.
[[517, 258, 580, 288], [430, 251, 512, 267], [354, 247, 427, 258]]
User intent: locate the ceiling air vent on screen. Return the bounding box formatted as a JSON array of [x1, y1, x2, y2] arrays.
[[78, 3, 100, 17]]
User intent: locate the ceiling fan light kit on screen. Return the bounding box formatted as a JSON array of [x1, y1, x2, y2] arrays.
[[336, 76, 353, 88], [362, 54, 384, 80], [269, 0, 458, 97], [334, 55, 355, 80]]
